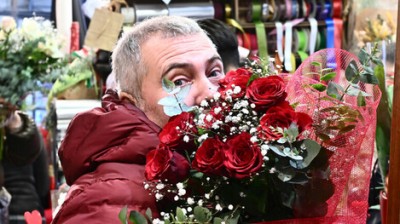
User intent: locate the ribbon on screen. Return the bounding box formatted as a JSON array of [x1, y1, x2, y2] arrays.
[[225, 4, 251, 50], [291, 0, 299, 19], [284, 21, 293, 72], [285, 0, 292, 20], [308, 17, 318, 54], [275, 22, 284, 62], [252, 0, 268, 60], [325, 18, 335, 48], [297, 28, 307, 52], [331, 0, 342, 49]]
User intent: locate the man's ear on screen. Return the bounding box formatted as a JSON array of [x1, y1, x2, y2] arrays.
[[119, 91, 137, 105]]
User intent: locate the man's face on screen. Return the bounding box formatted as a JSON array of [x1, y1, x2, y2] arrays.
[[139, 32, 224, 127]]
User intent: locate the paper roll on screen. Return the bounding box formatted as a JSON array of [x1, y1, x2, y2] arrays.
[[56, 0, 73, 54]]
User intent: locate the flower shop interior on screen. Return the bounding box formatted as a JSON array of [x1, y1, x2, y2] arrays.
[[1, 0, 400, 223]]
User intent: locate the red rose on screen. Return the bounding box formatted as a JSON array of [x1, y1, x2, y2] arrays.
[[258, 101, 313, 141], [218, 68, 252, 99], [159, 112, 197, 152], [223, 133, 263, 179], [145, 144, 190, 183], [192, 137, 226, 175], [246, 76, 287, 112]]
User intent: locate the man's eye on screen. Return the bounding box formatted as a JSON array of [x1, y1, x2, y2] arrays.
[[173, 79, 188, 86], [208, 70, 222, 78]]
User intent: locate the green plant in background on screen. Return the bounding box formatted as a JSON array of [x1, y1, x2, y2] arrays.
[[0, 16, 67, 107]]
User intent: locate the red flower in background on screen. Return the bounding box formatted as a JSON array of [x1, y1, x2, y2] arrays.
[[192, 137, 226, 176], [145, 144, 190, 184], [223, 133, 263, 179], [246, 76, 287, 112], [258, 101, 313, 141], [159, 112, 197, 152]]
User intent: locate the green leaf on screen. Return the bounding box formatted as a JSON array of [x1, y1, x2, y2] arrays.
[[311, 83, 326, 92], [338, 125, 356, 134], [118, 206, 128, 224], [327, 82, 340, 99], [194, 206, 212, 223], [290, 139, 321, 169], [357, 91, 366, 106], [190, 171, 204, 179], [213, 217, 223, 224], [176, 207, 187, 222], [145, 208, 152, 221], [360, 71, 379, 84], [247, 74, 258, 86], [311, 61, 321, 67], [162, 77, 175, 93], [128, 211, 148, 224], [358, 48, 369, 64], [317, 133, 331, 141], [345, 60, 359, 83], [320, 72, 337, 81]]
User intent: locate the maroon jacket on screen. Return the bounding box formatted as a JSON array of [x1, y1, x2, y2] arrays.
[[52, 90, 161, 224]]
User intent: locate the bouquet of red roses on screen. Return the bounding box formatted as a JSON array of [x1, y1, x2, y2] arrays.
[[120, 49, 381, 224]]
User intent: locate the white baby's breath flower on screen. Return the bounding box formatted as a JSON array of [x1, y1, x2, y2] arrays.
[[156, 183, 165, 190], [144, 184, 149, 190], [183, 135, 190, 143], [250, 136, 258, 143], [232, 116, 241, 123], [198, 133, 209, 143], [213, 92, 221, 100], [187, 197, 195, 205], [178, 188, 186, 196], [176, 183, 184, 189], [205, 193, 210, 199], [152, 218, 164, 224], [206, 114, 213, 122], [250, 127, 257, 134], [155, 193, 164, 200], [228, 205, 234, 210], [214, 107, 222, 114], [212, 122, 220, 130], [241, 108, 249, 114], [200, 100, 209, 107], [233, 86, 241, 94], [215, 204, 223, 211], [250, 103, 256, 108], [187, 207, 193, 212], [198, 199, 204, 206]]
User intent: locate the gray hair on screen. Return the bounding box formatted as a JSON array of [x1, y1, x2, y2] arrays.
[[112, 16, 207, 103]]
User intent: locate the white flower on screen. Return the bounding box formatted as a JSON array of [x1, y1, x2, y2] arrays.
[[241, 108, 249, 114], [152, 218, 164, 224], [176, 183, 184, 189], [198, 199, 204, 206], [156, 183, 165, 190], [206, 114, 213, 122], [205, 193, 210, 199], [178, 188, 186, 196], [250, 136, 258, 143], [214, 107, 222, 114], [216, 204, 223, 211], [233, 86, 241, 94], [1, 16, 16, 32], [174, 195, 179, 201], [198, 133, 209, 143], [200, 100, 209, 107], [250, 127, 257, 134], [187, 197, 195, 205], [232, 116, 241, 123], [212, 122, 220, 130], [144, 184, 149, 190], [155, 193, 164, 200], [183, 135, 190, 143], [228, 204, 234, 210], [250, 103, 256, 108], [213, 92, 221, 100]]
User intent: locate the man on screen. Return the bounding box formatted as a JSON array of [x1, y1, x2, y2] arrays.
[[52, 16, 224, 223]]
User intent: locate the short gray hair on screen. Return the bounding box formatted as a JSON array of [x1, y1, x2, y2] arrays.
[[112, 16, 207, 103]]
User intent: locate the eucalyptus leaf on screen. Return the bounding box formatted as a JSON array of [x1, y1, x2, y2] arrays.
[[338, 125, 356, 134], [357, 48, 369, 64], [194, 206, 212, 223], [360, 72, 379, 84], [311, 61, 321, 67], [128, 211, 148, 224], [290, 139, 321, 169], [213, 217, 223, 224], [320, 72, 337, 81], [345, 60, 359, 83], [327, 82, 340, 99], [162, 77, 175, 93], [311, 83, 327, 92], [118, 206, 128, 224], [176, 207, 187, 222], [145, 208, 152, 221]]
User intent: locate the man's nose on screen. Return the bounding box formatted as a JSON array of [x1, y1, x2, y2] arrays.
[[184, 77, 218, 106]]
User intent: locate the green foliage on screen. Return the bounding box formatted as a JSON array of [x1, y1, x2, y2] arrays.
[[0, 17, 67, 108]]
